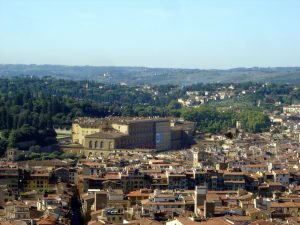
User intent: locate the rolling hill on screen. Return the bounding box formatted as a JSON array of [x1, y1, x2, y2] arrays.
[[1, 64, 300, 85]]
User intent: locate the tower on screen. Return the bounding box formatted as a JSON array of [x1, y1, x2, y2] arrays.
[[194, 185, 207, 214]]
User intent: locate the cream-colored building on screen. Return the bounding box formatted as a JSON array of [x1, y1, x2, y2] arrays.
[[283, 104, 300, 114], [72, 117, 102, 145], [72, 117, 195, 156], [5, 201, 30, 220]]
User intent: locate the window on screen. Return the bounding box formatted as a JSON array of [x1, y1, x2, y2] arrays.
[[109, 141, 113, 149], [89, 141, 93, 148], [100, 141, 104, 148], [95, 141, 98, 148]]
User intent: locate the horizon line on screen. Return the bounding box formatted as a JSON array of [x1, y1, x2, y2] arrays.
[[1, 63, 300, 71]]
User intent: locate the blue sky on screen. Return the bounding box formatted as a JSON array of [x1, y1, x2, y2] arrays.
[[0, 0, 299, 69]]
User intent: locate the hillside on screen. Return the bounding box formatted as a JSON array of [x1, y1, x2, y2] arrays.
[[1, 64, 300, 85]]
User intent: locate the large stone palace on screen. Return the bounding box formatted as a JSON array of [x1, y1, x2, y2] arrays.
[[72, 117, 195, 156]]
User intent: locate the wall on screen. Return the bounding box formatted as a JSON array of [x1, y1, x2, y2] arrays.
[[111, 124, 129, 134], [72, 123, 100, 145], [155, 121, 171, 151]]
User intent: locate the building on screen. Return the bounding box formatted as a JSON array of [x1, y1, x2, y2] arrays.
[[141, 190, 186, 218], [6, 148, 18, 161], [97, 207, 125, 224], [121, 169, 150, 194], [272, 170, 290, 187], [23, 169, 51, 192], [0, 162, 21, 194], [166, 172, 187, 190], [270, 202, 300, 218], [127, 189, 152, 205], [72, 117, 102, 145], [5, 201, 30, 220], [0, 185, 14, 206], [223, 171, 245, 191], [166, 217, 232, 225], [72, 117, 195, 155], [283, 105, 300, 114], [195, 186, 207, 214], [54, 167, 70, 183]]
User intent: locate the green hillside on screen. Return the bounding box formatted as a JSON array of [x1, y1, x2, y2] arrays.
[[1, 64, 300, 85]]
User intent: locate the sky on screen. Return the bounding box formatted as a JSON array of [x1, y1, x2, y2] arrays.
[[0, 0, 300, 69]]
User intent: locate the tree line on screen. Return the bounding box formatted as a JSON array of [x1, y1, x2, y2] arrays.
[[181, 106, 271, 133]]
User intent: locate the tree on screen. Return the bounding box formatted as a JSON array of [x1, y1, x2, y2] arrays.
[[0, 138, 7, 157], [8, 130, 17, 148]]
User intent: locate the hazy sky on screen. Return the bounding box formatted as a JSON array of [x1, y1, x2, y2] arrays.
[[0, 0, 299, 69]]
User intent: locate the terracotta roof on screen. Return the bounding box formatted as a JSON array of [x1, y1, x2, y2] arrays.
[[271, 202, 300, 208], [85, 131, 126, 139], [126, 218, 163, 225], [87, 221, 104, 225], [206, 193, 221, 202], [37, 216, 57, 225], [207, 191, 237, 195], [268, 182, 283, 186], [273, 170, 290, 174], [104, 173, 121, 180], [175, 217, 232, 225], [246, 207, 261, 214], [127, 189, 152, 197], [225, 215, 251, 222], [249, 220, 275, 225], [141, 199, 185, 205]]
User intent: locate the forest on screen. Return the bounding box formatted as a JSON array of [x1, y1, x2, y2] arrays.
[[0, 77, 289, 157]]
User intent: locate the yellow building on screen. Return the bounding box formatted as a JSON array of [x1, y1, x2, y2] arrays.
[[72, 117, 102, 145], [24, 170, 50, 192], [73, 117, 170, 153], [72, 117, 195, 155]]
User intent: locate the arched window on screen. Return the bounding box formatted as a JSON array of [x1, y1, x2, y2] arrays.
[[100, 141, 104, 149], [95, 141, 98, 149], [89, 141, 93, 149]]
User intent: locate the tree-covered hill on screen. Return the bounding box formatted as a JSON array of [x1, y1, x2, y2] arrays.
[[1, 64, 300, 85]]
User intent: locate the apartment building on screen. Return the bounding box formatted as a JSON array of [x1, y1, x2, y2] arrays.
[[5, 201, 30, 220], [271, 202, 300, 218], [141, 190, 186, 218], [23, 169, 51, 192], [0, 162, 21, 194]]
